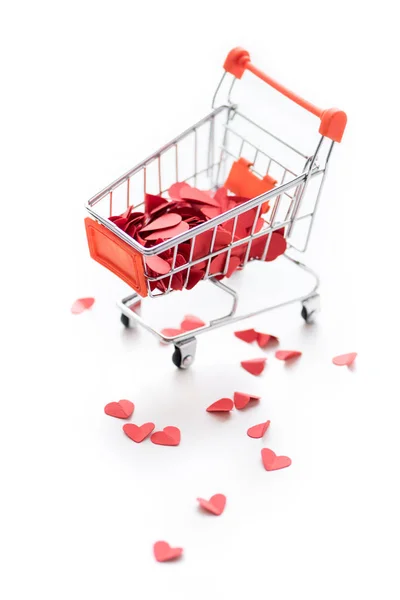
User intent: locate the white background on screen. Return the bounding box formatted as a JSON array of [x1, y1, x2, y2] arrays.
[[1, 1, 399, 598]]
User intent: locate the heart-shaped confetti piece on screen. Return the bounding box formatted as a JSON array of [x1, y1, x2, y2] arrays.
[[151, 426, 181, 446], [143, 221, 189, 240], [233, 391, 261, 410], [141, 213, 182, 232], [261, 448, 292, 471], [206, 398, 234, 412], [104, 400, 134, 419], [332, 352, 357, 366], [275, 350, 302, 361], [146, 255, 171, 275], [153, 541, 183, 563], [180, 315, 206, 331], [71, 297, 95, 314], [234, 328, 258, 343], [161, 327, 183, 338], [123, 422, 155, 443], [241, 358, 266, 376], [247, 420, 271, 439], [257, 332, 279, 348], [197, 494, 226, 516]]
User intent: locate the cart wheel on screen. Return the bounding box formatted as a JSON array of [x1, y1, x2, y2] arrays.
[[120, 313, 135, 328], [301, 294, 321, 324], [171, 337, 197, 369]]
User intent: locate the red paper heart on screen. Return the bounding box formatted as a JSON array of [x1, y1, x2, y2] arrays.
[[123, 422, 155, 443], [181, 186, 220, 207], [71, 297, 95, 314], [234, 328, 258, 343], [197, 494, 226, 516], [141, 213, 182, 232], [168, 181, 188, 199], [143, 221, 189, 240], [241, 358, 266, 376], [332, 352, 357, 366], [144, 193, 169, 214], [247, 420, 271, 439], [104, 400, 134, 419], [233, 391, 261, 410], [180, 315, 206, 331], [206, 398, 234, 412], [160, 327, 183, 337], [261, 448, 292, 471], [153, 541, 183, 563], [257, 332, 279, 348], [151, 426, 181, 446], [275, 350, 302, 361], [146, 255, 171, 275]]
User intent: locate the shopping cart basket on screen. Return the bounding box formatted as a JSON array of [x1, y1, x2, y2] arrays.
[[85, 47, 347, 368]]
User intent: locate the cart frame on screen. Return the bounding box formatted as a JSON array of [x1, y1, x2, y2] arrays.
[[85, 48, 346, 367]]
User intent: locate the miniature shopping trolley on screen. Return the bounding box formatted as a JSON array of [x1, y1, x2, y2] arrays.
[[85, 47, 347, 368]]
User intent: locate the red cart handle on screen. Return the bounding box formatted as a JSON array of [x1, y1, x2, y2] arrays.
[[224, 47, 347, 143]]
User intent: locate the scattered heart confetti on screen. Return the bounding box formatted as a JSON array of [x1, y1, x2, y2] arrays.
[[206, 398, 234, 412], [197, 494, 226, 516], [275, 350, 302, 361], [153, 541, 183, 563], [151, 426, 181, 446], [71, 297, 95, 314], [261, 448, 292, 471], [104, 400, 134, 419], [257, 332, 279, 348], [234, 328, 258, 343], [123, 422, 155, 443], [332, 352, 357, 366], [240, 358, 267, 376], [247, 421, 271, 439], [180, 315, 206, 331], [233, 391, 261, 410]]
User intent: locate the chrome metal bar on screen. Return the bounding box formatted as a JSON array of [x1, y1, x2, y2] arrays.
[[117, 254, 319, 344], [87, 106, 229, 207], [85, 171, 313, 256], [234, 111, 308, 158]]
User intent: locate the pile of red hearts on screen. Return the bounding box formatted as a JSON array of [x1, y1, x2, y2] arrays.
[[109, 182, 287, 292]]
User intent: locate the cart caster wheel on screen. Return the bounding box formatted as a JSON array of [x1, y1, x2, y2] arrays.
[[301, 294, 320, 324], [171, 337, 197, 369], [120, 313, 135, 328]]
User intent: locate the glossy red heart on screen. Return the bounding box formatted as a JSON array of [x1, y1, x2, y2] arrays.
[[197, 494, 226, 516], [240, 358, 267, 376], [151, 426, 181, 446], [153, 541, 183, 562], [261, 448, 292, 471], [104, 400, 134, 419], [71, 297, 95, 314], [206, 398, 234, 412], [332, 352, 357, 366], [181, 186, 220, 207], [180, 315, 206, 331], [233, 392, 261, 410], [168, 181, 188, 199], [275, 350, 302, 361], [234, 328, 258, 343], [123, 422, 155, 443], [247, 420, 271, 439]]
